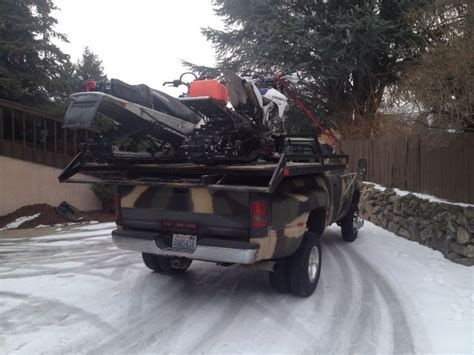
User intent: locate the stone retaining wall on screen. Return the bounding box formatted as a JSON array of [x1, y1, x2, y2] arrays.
[[359, 184, 474, 266]]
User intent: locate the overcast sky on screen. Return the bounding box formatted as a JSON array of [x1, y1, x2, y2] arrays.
[[53, 0, 223, 94]]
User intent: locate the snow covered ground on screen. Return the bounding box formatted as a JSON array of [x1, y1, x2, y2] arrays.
[[0, 222, 472, 354]]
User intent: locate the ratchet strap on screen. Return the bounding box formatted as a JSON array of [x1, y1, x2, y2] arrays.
[[275, 73, 339, 148]]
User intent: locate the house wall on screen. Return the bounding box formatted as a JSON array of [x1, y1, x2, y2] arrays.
[[0, 156, 101, 216]]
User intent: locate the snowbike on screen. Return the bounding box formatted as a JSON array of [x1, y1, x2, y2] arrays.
[[63, 72, 289, 165]]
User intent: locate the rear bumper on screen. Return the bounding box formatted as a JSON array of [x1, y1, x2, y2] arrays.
[[112, 229, 259, 264]]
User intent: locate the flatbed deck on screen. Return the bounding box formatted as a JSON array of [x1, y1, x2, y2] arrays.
[[59, 152, 348, 193], [78, 161, 343, 175]]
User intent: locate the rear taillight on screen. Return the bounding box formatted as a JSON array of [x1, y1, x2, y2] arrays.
[[251, 201, 267, 228], [115, 192, 121, 220]]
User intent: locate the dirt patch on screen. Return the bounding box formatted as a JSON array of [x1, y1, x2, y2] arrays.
[[0, 204, 115, 230]]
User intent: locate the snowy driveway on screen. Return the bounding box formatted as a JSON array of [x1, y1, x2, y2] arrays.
[[0, 222, 472, 354]]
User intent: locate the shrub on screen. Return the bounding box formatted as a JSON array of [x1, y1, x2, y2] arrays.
[[89, 183, 116, 212]]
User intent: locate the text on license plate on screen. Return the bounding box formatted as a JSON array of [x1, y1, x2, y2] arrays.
[[172, 234, 197, 251]]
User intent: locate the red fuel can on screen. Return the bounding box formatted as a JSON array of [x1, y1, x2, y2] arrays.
[[189, 80, 229, 104]]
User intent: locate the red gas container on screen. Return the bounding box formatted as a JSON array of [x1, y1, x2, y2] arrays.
[[189, 80, 229, 104]]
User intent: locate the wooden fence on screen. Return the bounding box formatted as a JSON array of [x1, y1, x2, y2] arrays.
[[341, 133, 474, 204], [0, 99, 88, 169]]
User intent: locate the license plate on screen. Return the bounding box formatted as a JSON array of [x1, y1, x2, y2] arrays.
[[172, 234, 197, 251]]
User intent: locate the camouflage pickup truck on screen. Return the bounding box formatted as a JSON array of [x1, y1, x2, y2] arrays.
[[60, 138, 366, 297]]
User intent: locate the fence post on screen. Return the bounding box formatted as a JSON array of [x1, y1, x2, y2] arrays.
[[417, 134, 421, 193], [11, 110, 15, 156], [0, 107, 3, 155], [33, 117, 36, 162], [54, 121, 57, 167], [22, 113, 26, 159], [43, 118, 47, 164], [63, 127, 67, 168]]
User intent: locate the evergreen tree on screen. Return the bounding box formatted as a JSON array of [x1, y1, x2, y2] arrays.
[[54, 47, 108, 99], [202, 0, 469, 137], [75, 47, 107, 84], [54, 58, 80, 102], [0, 0, 69, 105]]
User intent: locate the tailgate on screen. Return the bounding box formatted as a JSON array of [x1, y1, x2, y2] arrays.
[[118, 185, 250, 238]]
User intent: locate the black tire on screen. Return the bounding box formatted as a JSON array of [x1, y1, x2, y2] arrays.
[[268, 260, 291, 293], [341, 202, 359, 242], [288, 232, 322, 297], [141, 253, 192, 274]]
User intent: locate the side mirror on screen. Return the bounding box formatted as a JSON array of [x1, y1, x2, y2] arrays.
[[357, 159, 368, 177]]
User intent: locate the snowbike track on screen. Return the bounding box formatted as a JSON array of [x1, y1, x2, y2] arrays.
[[0, 223, 469, 354]]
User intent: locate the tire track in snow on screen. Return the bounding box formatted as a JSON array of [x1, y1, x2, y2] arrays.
[[89, 275, 192, 354], [333, 241, 382, 354], [0, 251, 140, 280], [318, 239, 362, 354], [0, 291, 117, 336], [181, 268, 251, 353], [338, 240, 415, 354], [90, 265, 243, 354], [0, 232, 141, 282]]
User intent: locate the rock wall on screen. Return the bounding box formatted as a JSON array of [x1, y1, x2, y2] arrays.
[[359, 184, 474, 266]]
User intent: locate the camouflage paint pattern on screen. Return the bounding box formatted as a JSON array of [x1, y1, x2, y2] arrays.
[[118, 169, 358, 262], [121, 186, 249, 216]]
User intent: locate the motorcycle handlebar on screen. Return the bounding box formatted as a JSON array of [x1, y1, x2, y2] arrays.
[[163, 72, 199, 87]]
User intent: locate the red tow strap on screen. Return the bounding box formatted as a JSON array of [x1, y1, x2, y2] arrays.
[[275, 74, 339, 147]]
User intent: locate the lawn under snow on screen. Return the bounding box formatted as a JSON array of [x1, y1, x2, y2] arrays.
[[0, 221, 472, 354]]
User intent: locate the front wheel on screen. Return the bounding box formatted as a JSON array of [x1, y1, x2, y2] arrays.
[[288, 232, 322, 297], [341, 202, 363, 242], [142, 253, 192, 274]]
